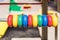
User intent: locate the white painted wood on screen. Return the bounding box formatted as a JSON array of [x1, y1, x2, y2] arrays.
[[11, 38, 41, 40], [48, 27, 55, 40], [0, 0, 39, 3], [0, 5, 9, 18], [38, 27, 42, 37], [57, 12, 60, 40], [0, 0, 9, 3], [15, 0, 39, 3]]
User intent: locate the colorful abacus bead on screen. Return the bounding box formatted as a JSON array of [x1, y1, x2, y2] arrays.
[[28, 15, 32, 27], [42, 14, 48, 27], [18, 15, 22, 27], [47, 15, 52, 27], [22, 15, 28, 27], [38, 15, 42, 26], [13, 14, 18, 28], [7, 15, 13, 27], [52, 15, 58, 27], [33, 14, 38, 27]]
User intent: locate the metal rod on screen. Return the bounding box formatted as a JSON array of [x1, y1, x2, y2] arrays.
[[0, 3, 42, 5]]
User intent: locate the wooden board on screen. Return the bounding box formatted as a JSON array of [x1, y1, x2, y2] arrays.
[[12, 38, 41, 40]]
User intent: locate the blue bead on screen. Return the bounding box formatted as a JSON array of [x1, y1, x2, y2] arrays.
[[42, 15, 48, 27], [22, 15, 28, 27]]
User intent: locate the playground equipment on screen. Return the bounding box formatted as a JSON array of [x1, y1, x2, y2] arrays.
[[0, 0, 58, 40], [0, 14, 58, 38]]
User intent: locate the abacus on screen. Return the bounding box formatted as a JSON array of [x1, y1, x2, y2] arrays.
[[0, 0, 58, 40], [3, 14, 57, 27]]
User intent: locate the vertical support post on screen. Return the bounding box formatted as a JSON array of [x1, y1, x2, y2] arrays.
[[57, 0, 60, 12], [55, 27, 57, 40], [42, 0, 48, 40], [54, 0, 57, 10]]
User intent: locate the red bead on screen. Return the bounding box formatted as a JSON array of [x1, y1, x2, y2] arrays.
[[28, 15, 32, 27], [47, 15, 52, 27], [7, 15, 13, 27]]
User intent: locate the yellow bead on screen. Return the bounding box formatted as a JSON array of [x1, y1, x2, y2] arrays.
[[48, 11, 55, 15], [52, 15, 58, 27], [0, 36, 2, 38], [0, 22, 8, 38], [13, 15, 18, 28], [33, 14, 38, 27]]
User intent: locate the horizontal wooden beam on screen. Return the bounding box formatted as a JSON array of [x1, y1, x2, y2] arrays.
[[0, 3, 42, 5]]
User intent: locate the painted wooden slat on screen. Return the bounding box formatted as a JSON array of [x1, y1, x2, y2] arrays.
[[48, 27, 55, 40], [57, 12, 60, 40], [11, 38, 41, 40], [38, 27, 42, 37]]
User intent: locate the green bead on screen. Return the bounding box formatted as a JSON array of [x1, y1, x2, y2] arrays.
[[38, 15, 42, 26], [18, 15, 22, 27]]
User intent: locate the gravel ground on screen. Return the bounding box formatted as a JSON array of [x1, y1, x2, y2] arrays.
[[0, 28, 40, 40]]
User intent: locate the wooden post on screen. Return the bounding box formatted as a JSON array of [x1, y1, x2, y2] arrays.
[[55, 27, 57, 40], [42, 0, 48, 40], [57, 0, 60, 12], [54, 0, 57, 40]]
